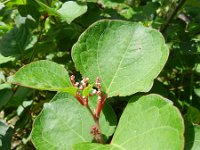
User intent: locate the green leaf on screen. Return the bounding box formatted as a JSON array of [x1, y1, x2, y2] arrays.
[[8, 60, 76, 95], [74, 94, 184, 150], [132, 2, 159, 22], [51, 93, 117, 140], [194, 86, 200, 97], [5, 86, 33, 109], [72, 20, 169, 97], [35, 0, 87, 24], [0, 89, 13, 110], [57, 1, 87, 24], [0, 55, 15, 64], [98, 0, 124, 9], [0, 26, 37, 63], [185, 106, 200, 124], [0, 121, 13, 150], [34, 0, 60, 16], [82, 84, 93, 97], [7, 0, 27, 5], [95, 0, 135, 19], [0, 83, 11, 90], [74, 142, 113, 149], [32, 93, 117, 150], [185, 123, 200, 150], [111, 94, 184, 149], [196, 63, 200, 74]]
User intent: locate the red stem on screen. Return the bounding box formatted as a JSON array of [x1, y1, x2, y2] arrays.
[[85, 103, 104, 143], [75, 92, 84, 105], [96, 94, 107, 118], [71, 75, 105, 143], [94, 119, 104, 143]]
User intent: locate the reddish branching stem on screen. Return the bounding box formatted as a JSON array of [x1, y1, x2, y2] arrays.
[[75, 91, 84, 105], [70, 75, 107, 143], [95, 77, 107, 118], [96, 94, 107, 118]]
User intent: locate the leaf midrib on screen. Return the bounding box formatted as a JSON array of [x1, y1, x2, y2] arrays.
[[105, 27, 134, 94]]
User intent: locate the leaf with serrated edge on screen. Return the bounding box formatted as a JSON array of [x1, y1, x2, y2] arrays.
[[72, 20, 169, 97], [74, 94, 184, 150], [31, 93, 117, 150], [8, 60, 76, 95]]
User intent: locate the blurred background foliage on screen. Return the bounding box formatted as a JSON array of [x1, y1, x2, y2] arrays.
[[0, 0, 200, 149]]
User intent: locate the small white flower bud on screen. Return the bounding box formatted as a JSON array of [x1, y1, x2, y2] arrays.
[[74, 82, 79, 86], [79, 85, 84, 90], [92, 89, 97, 94]]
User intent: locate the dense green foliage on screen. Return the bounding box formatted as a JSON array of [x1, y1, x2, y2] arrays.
[[0, 0, 200, 149]]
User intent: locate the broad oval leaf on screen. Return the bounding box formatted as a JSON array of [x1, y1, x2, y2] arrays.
[[32, 93, 117, 150], [72, 20, 169, 97], [35, 1, 87, 24], [8, 60, 76, 95], [57, 1, 87, 24], [74, 94, 184, 150]]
